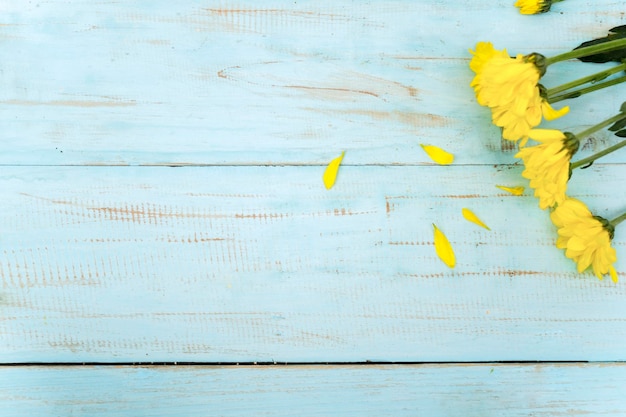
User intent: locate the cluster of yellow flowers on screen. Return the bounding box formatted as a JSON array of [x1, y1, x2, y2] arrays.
[[469, 34, 626, 283], [322, 21, 626, 284]]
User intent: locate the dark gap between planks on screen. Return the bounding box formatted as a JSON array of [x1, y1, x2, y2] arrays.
[[0, 360, 601, 367]]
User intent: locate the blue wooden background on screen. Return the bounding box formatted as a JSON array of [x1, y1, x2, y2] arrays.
[[2, 0, 626, 415]]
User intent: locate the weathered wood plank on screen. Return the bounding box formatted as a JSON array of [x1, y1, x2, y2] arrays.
[[1, 0, 625, 165], [2, 364, 626, 416], [2, 165, 624, 362]]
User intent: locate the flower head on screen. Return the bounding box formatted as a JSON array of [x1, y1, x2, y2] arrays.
[[471, 49, 544, 108], [550, 198, 618, 282], [491, 85, 569, 144], [515, 0, 553, 15], [489, 91, 542, 143], [469, 42, 568, 143], [514, 129, 579, 209], [469, 42, 510, 75]]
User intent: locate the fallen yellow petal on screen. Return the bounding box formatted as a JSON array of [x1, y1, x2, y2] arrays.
[[541, 101, 570, 121], [433, 223, 456, 268], [462, 208, 491, 230], [420, 144, 454, 165], [496, 185, 525, 196], [323, 151, 345, 189]]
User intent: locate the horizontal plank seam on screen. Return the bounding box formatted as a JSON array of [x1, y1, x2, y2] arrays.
[[0, 163, 623, 168], [3, 361, 623, 367], [0, 163, 513, 168]]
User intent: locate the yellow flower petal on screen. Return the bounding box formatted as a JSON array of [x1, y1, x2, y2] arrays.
[[541, 100, 569, 121], [496, 185, 525, 196], [322, 151, 345, 190], [433, 223, 456, 268], [610, 266, 618, 283], [462, 208, 491, 230], [420, 144, 454, 165], [469, 42, 509, 75]]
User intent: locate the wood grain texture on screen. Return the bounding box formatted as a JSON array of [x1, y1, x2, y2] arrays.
[[1, 0, 626, 165], [2, 364, 626, 417], [2, 165, 625, 362], [3, 3, 626, 414]]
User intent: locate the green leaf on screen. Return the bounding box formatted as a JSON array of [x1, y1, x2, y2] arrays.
[[574, 25, 626, 63], [609, 118, 626, 132]]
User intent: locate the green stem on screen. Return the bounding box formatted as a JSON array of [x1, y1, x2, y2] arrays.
[[570, 112, 626, 169], [571, 138, 626, 169], [577, 113, 626, 140], [611, 211, 626, 227], [545, 37, 626, 65], [549, 74, 626, 103], [546, 62, 626, 97]]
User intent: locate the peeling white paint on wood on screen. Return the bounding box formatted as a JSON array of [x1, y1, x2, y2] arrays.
[[1, 165, 624, 362], [0, 1, 625, 165], [2, 0, 626, 414], [2, 364, 626, 417]]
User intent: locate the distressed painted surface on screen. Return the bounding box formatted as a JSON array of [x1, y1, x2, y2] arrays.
[[1, 165, 625, 362], [2, 0, 626, 414], [0, 1, 625, 165], [3, 364, 626, 417]]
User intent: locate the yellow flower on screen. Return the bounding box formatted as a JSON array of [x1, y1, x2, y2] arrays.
[[514, 129, 579, 209], [470, 42, 568, 143], [515, 0, 553, 15], [491, 90, 569, 144], [490, 91, 542, 143], [550, 198, 618, 282], [469, 42, 510, 75], [471, 50, 543, 108]]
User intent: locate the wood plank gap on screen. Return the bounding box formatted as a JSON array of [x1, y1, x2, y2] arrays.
[[0, 163, 624, 168], [0, 163, 515, 167], [0, 360, 604, 367]]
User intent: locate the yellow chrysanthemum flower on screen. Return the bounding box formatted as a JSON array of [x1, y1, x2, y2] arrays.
[[491, 89, 569, 144], [514, 129, 579, 209], [550, 198, 618, 282], [469, 42, 510, 75], [490, 91, 542, 143], [515, 0, 553, 15], [471, 50, 543, 109], [470, 42, 568, 143]]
